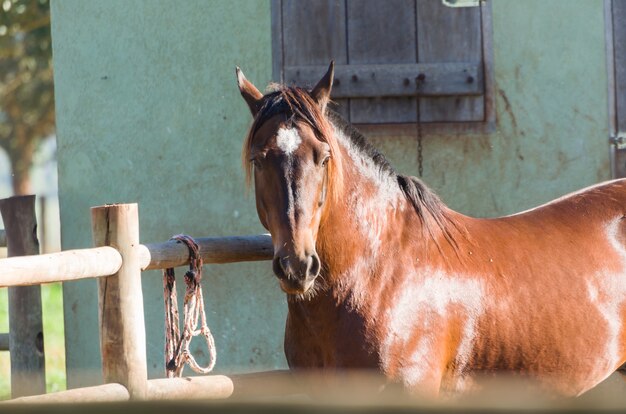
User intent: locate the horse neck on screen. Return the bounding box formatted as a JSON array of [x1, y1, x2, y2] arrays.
[[316, 123, 416, 283]]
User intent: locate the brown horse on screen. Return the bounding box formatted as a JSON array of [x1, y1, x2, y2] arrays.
[[236, 62, 626, 397]]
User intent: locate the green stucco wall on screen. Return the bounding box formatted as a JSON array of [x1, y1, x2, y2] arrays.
[[51, 0, 610, 388]]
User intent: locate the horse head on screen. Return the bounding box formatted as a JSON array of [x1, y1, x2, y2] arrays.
[[236, 62, 341, 296]]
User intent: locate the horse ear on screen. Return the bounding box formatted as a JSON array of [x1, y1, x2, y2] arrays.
[[310, 61, 334, 112], [236, 67, 264, 116]]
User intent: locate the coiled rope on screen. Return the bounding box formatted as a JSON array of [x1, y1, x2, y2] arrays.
[[163, 234, 216, 378]]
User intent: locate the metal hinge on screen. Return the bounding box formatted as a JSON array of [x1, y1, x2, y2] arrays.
[[610, 134, 626, 150], [442, 0, 483, 7]]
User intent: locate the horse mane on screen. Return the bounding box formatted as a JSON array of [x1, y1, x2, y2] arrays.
[[326, 110, 459, 249], [242, 85, 343, 202]]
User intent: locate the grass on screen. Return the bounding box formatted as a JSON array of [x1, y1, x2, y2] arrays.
[[0, 282, 66, 400]]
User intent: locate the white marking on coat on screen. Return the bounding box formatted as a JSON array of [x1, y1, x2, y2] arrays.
[[332, 125, 403, 259], [583, 219, 626, 391], [276, 127, 302, 155], [398, 336, 436, 388], [381, 270, 485, 389]]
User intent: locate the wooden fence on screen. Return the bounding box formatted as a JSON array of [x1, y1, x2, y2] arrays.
[[0, 195, 46, 398], [0, 202, 280, 403]]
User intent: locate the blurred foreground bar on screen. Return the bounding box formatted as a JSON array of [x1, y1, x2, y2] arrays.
[[3, 370, 626, 412]]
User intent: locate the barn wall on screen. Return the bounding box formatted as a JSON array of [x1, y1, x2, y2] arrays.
[[50, 0, 281, 388], [51, 0, 609, 388]]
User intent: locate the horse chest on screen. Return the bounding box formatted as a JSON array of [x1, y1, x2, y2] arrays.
[[284, 300, 380, 369]]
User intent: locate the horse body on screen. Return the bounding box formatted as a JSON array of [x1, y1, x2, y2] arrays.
[[286, 119, 626, 396], [236, 63, 626, 397]]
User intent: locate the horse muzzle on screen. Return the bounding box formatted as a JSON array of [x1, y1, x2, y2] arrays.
[[272, 252, 321, 294]]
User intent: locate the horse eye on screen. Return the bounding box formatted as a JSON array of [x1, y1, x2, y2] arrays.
[[321, 156, 330, 167]]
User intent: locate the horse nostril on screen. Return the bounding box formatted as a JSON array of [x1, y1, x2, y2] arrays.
[[280, 257, 290, 274], [273, 255, 293, 279], [308, 254, 321, 277], [273, 256, 287, 279]]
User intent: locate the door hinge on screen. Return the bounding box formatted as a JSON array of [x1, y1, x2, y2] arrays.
[[442, 0, 483, 8], [610, 134, 626, 150]]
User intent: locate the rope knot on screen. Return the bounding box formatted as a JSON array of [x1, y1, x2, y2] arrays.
[[184, 270, 199, 288]]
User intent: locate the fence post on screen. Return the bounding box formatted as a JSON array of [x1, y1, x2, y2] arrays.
[[91, 203, 147, 400], [0, 195, 46, 398]]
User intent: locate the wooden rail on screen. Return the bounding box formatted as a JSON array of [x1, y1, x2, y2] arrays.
[[0, 247, 122, 288], [5, 371, 295, 404], [139, 234, 273, 270], [0, 237, 272, 288], [0, 201, 277, 403]]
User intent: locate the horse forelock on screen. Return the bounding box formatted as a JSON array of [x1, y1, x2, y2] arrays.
[[242, 86, 343, 202]]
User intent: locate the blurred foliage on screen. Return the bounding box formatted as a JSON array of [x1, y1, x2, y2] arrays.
[[0, 0, 54, 195], [0, 283, 66, 399]]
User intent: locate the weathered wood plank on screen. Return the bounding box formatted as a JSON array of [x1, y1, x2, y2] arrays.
[[417, 0, 484, 122], [285, 63, 482, 98], [0, 195, 46, 398], [270, 0, 284, 83], [0, 247, 122, 288], [609, 0, 626, 178], [4, 383, 130, 404], [281, 0, 350, 118], [138, 234, 273, 271], [92, 203, 147, 400], [480, 0, 496, 131], [281, 0, 346, 66], [606, 0, 617, 139], [612, 0, 626, 134], [0, 234, 272, 284], [0, 332, 9, 351], [347, 0, 417, 123], [146, 376, 234, 400]]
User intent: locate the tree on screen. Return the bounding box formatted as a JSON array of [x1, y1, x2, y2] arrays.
[[0, 0, 54, 195]]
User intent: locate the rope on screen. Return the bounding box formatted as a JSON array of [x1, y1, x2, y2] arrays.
[[163, 234, 216, 378]]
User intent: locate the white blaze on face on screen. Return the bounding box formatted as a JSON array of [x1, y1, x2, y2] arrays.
[[276, 127, 302, 155], [275, 127, 303, 230]]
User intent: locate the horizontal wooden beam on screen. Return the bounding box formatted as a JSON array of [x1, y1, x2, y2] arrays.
[[0, 333, 8, 351], [147, 371, 302, 401], [284, 63, 483, 98], [4, 383, 130, 404], [3, 371, 294, 404], [139, 234, 274, 270], [0, 247, 122, 288], [146, 375, 234, 400], [0, 235, 273, 288]]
